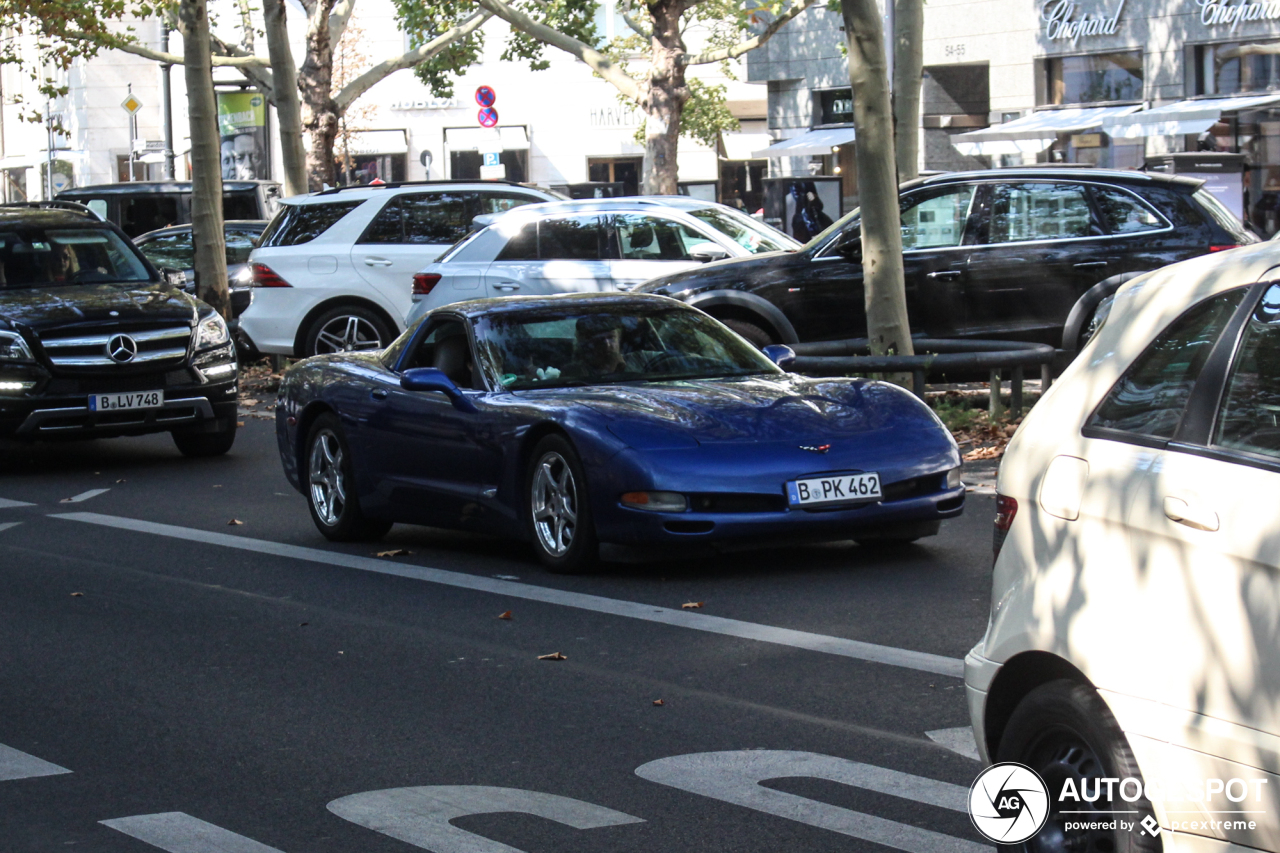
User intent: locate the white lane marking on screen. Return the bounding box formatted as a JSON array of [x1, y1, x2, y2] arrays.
[[53, 512, 963, 678], [328, 785, 644, 853], [61, 489, 110, 504], [0, 522, 21, 533], [0, 742, 71, 781], [636, 750, 990, 853], [925, 727, 980, 761], [0, 498, 35, 509], [100, 812, 286, 853]]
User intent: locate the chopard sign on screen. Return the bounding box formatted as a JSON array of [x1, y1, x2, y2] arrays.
[[1197, 0, 1280, 30], [1042, 0, 1126, 43]]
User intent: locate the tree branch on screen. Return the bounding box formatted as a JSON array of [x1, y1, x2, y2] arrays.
[[334, 9, 492, 109], [66, 32, 270, 67], [236, 0, 256, 52], [474, 0, 641, 99], [681, 0, 821, 65], [622, 10, 650, 38], [1216, 41, 1280, 61], [328, 0, 356, 46]]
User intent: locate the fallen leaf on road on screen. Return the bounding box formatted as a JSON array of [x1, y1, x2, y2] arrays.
[[212, 484, 223, 488], [299, 622, 309, 627], [228, 518, 244, 526], [241, 398, 260, 406], [652, 699, 665, 706], [497, 610, 512, 620], [537, 652, 567, 661], [236, 421, 245, 427], [682, 602, 704, 609], [115, 479, 126, 484], [375, 549, 412, 558], [963, 446, 1003, 461], [70, 592, 84, 597]]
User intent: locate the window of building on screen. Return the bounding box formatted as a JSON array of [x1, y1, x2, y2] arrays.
[[817, 89, 853, 125], [450, 150, 528, 183], [336, 153, 406, 186], [1196, 41, 1280, 95], [587, 158, 642, 196], [1045, 51, 1143, 105]]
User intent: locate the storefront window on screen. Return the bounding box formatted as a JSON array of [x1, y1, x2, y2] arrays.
[[1045, 51, 1143, 105], [817, 89, 854, 125], [451, 150, 527, 183], [1196, 42, 1280, 95]]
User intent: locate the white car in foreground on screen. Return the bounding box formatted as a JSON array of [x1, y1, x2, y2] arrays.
[[969, 239, 1280, 851], [404, 198, 798, 326]]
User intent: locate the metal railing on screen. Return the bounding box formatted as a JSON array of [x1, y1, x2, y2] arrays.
[[789, 338, 1058, 419]]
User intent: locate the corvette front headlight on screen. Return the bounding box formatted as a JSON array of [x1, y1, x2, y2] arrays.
[[0, 330, 33, 363], [195, 313, 230, 351]]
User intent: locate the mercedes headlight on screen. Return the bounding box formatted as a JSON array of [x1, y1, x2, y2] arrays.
[[195, 313, 230, 351], [0, 330, 34, 363]]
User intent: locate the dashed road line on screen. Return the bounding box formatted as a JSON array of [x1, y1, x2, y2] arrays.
[[0, 742, 71, 781], [925, 727, 980, 761], [0, 498, 35, 509], [60, 488, 110, 504], [53, 511, 964, 678], [101, 813, 286, 853]]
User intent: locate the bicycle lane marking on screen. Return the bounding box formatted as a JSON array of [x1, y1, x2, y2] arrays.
[[51, 511, 963, 678]]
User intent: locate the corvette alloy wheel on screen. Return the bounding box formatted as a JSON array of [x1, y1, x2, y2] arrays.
[[531, 450, 578, 556], [309, 427, 347, 527]]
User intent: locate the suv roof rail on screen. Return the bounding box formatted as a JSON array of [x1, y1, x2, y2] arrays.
[[0, 200, 102, 220], [314, 179, 537, 196]]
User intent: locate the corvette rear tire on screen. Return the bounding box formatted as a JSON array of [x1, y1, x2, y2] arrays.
[[305, 413, 391, 542], [526, 435, 597, 574], [996, 679, 1161, 852]]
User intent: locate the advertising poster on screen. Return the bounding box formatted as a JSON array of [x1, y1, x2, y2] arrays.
[[217, 92, 268, 181]]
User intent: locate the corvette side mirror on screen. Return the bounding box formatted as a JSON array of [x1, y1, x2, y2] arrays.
[[401, 367, 478, 412], [762, 344, 796, 370]]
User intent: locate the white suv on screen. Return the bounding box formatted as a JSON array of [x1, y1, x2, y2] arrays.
[[969, 239, 1280, 851], [239, 182, 560, 357]]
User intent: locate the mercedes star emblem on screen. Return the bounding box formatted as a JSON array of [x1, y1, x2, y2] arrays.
[[106, 333, 139, 364]]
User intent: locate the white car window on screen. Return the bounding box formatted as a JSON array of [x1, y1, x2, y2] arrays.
[[1088, 289, 1246, 439], [615, 214, 708, 261], [1214, 283, 1280, 458]]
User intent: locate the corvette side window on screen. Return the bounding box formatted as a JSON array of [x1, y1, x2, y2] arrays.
[[1088, 289, 1246, 439], [1214, 283, 1280, 458]]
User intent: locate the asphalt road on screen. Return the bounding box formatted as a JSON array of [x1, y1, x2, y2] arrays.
[[0, 412, 999, 853]]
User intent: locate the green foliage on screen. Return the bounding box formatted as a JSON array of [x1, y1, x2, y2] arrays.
[[395, 0, 487, 98], [628, 78, 738, 147]]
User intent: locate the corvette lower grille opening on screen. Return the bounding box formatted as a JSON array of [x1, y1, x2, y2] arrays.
[[687, 493, 787, 513], [664, 520, 715, 534], [881, 474, 946, 503]]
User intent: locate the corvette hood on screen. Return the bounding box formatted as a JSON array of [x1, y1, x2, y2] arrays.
[[0, 284, 197, 333], [538, 375, 939, 445]]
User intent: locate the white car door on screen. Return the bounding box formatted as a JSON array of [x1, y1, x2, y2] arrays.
[[1096, 284, 1280, 849], [484, 214, 611, 297], [605, 213, 718, 291], [351, 192, 468, 318]]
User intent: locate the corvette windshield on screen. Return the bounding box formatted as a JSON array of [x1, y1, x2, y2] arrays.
[[475, 305, 781, 390], [0, 228, 152, 288]]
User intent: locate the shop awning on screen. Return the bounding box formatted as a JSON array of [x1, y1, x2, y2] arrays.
[[445, 126, 530, 151], [952, 105, 1142, 146], [720, 132, 775, 161], [752, 126, 855, 158], [952, 138, 1056, 157], [344, 129, 408, 155], [1101, 94, 1280, 138]]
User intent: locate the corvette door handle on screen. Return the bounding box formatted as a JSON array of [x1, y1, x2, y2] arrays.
[[927, 270, 962, 281], [1073, 261, 1108, 270], [363, 257, 394, 267], [1163, 496, 1219, 532], [370, 389, 388, 401]]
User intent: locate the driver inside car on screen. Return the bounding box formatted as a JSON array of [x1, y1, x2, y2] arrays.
[[565, 315, 631, 378]]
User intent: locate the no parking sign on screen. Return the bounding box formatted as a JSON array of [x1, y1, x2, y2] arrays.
[[477, 107, 499, 128], [475, 86, 497, 107]]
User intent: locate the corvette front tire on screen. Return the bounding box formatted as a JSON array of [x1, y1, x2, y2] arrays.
[[526, 435, 597, 574]]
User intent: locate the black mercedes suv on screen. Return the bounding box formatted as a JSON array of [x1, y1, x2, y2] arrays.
[[639, 168, 1257, 351], [0, 203, 239, 455]]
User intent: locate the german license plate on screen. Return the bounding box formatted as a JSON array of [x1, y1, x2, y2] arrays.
[[88, 390, 163, 412], [787, 472, 881, 507]]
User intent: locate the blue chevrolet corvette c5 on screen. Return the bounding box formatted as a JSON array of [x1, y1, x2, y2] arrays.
[[274, 292, 965, 572]]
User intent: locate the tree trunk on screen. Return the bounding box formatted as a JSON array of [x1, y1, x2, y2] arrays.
[[842, 0, 912, 357], [263, 0, 308, 197], [299, 13, 339, 190], [892, 0, 923, 181], [639, 0, 688, 195], [180, 0, 230, 319]]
